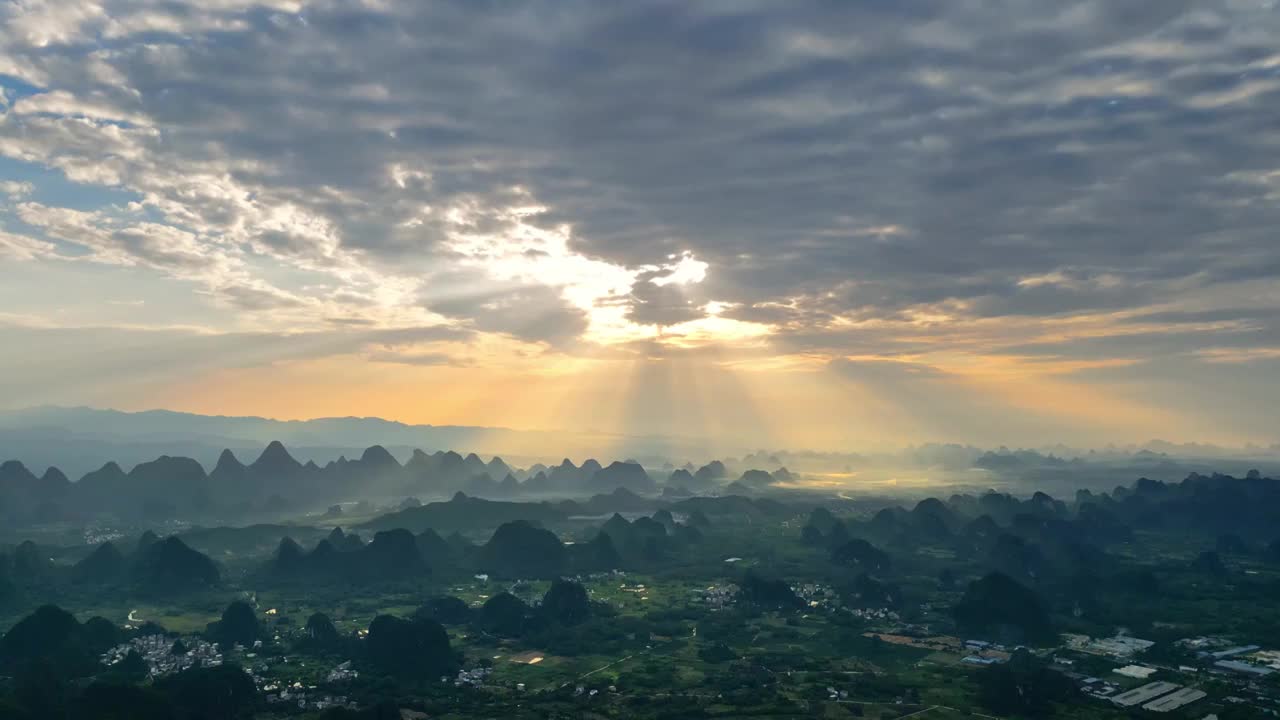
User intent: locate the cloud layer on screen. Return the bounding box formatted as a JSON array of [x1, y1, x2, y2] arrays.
[[2, 1, 1279, 447]]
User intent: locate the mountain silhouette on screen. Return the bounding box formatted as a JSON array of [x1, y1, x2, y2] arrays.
[[131, 536, 220, 592], [954, 572, 1055, 645], [592, 461, 656, 494], [73, 461, 130, 517], [250, 441, 303, 489], [668, 468, 695, 487], [73, 542, 127, 584], [414, 528, 454, 567], [570, 530, 621, 573], [694, 460, 726, 483], [478, 520, 566, 578], [270, 537, 307, 574], [209, 449, 254, 500], [737, 469, 778, 489], [211, 449, 247, 480], [351, 529, 427, 579], [326, 526, 364, 551], [359, 492, 566, 534]]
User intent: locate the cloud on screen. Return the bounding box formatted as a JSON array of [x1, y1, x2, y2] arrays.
[[6, 2, 1276, 331], [0, 318, 474, 409], [366, 350, 472, 368], [428, 281, 589, 347], [208, 280, 309, 312], [0, 180, 32, 198], [0, 229, 55, 260], [627, 277, 704, 327], [0, 1, 1279, 443]]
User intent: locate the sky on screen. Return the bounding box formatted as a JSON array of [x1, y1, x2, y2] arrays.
[[1, 0, 1279, 452]]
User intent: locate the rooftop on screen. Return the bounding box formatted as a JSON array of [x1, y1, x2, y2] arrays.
[[1143, 687, 1207, 713], [1112, 681, 1180, 707]]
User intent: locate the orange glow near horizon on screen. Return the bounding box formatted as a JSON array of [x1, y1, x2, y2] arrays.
[[106, 339, 1261, 457]]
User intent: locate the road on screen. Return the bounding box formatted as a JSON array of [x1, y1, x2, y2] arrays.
[[551, 652, 644, 691]]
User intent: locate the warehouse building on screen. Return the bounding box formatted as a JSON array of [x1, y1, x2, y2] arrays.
[[1111, 681, 1180, 707], [1143, 687, 1207, 713]]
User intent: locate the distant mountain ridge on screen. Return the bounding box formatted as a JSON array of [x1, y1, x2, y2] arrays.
[[5, 406, 1275, 493], [0, 406, 740, 478], [0, 438, 782, 528], [1, 405, 519, 444]]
